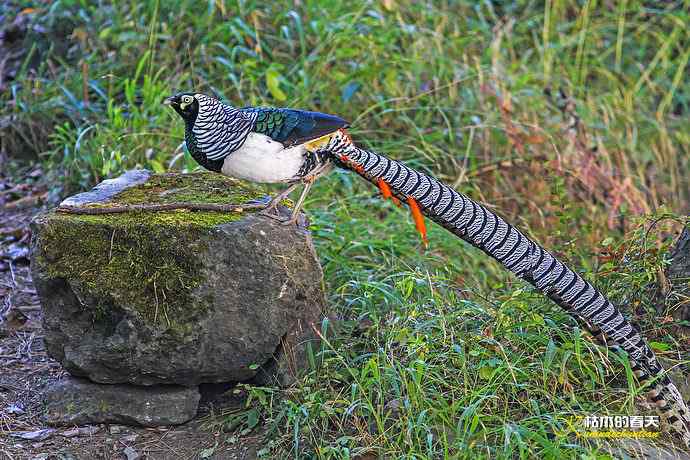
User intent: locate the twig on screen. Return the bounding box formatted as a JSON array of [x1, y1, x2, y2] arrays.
[[4, 193, 47, 210], [56, 202, 268, 215], [0, 185, 24, 196], [8, 261, 15, 287], [0, 382, 23, 391]]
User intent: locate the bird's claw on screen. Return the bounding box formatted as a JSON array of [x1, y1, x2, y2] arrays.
[[258, 207, 306, 227], [280, 218, 298, 226], [280, 213, 309, 227], [258, 206, 286, 221]]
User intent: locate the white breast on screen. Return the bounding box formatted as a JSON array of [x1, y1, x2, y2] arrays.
[[220, 133, 306, 183]]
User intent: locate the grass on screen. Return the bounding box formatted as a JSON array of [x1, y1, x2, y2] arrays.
[[2, 0, 690, 458]]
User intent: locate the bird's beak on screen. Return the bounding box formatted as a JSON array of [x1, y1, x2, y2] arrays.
[[163, 96, 176, 106]]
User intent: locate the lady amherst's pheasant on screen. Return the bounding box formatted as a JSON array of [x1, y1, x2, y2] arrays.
[[166, 92, 690, 446], [164, 92, 347, 224]]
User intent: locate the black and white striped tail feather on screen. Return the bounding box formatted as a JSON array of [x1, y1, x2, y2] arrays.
[[321, 133, 690, 446]]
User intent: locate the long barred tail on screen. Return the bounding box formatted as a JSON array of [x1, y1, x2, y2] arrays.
[[319, 130, 690, 446]]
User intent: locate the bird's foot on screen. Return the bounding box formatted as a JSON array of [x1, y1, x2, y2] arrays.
[[251, 199, 291, 224], [257, 204, 307, 227], [279, 212, 308, 227], [258, 204, 288, 222]]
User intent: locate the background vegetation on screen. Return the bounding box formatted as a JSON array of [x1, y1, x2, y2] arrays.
[[2, 0, 689, 458]]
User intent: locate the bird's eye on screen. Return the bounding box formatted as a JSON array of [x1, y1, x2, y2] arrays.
[[183, 95, 193, 104]]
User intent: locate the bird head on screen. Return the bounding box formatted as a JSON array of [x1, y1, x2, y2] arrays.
[[164, 92, 200, 123]]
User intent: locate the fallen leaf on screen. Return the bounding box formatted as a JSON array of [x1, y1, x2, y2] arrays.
[[0, 227, 25, 241], [1, 309, 29, 331]]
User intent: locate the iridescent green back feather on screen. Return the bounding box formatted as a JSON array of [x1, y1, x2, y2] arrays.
[[243, 107, 348, 147]]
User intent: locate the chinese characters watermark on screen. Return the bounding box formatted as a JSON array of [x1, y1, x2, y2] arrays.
[[582, 415, 659, 430], [563, 414, 661, 439]]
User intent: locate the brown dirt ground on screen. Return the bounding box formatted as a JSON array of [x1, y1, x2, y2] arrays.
[[0, 170, 263, 460]]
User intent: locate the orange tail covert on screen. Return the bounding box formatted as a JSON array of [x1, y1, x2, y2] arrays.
[[406, 196, 428, 246], [377, 178, 401, 206]]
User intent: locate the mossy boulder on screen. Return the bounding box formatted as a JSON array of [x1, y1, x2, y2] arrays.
[[30, 170, 326, 386]]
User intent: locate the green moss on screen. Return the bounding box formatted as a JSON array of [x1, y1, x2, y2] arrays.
[[114, 172, 263, 206], [72, 171, 271, 228], [36, 172, 272, 332]]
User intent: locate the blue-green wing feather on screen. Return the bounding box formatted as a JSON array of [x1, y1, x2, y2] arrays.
[[244, 107, 348, 147]]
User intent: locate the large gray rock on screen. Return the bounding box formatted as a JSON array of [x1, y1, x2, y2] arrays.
[[44, 377, 200, 426], [30, 170, 326, 386]]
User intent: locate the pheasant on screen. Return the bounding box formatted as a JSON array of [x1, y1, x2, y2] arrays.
[[164, 92, 347, 224], [165, 92, 690, 447]]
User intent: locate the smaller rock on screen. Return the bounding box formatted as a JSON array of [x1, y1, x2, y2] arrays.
[[199, 444, 218, 459], [1, 242, 29, 262], [123, 446, 141, 460], [61, 428, 80, 438], [61, 426, 99, 437], [11, 428, 56, 441], [57, 449, 79, 460], [6, 402, 25, 414], [43, 377, 200, 427]]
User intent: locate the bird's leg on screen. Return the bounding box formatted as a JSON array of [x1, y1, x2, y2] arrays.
[[280, 160, 335, 225], [258, 182, 300, 221], [280, 178, 314, 226], [259, 160, 333, 226]]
